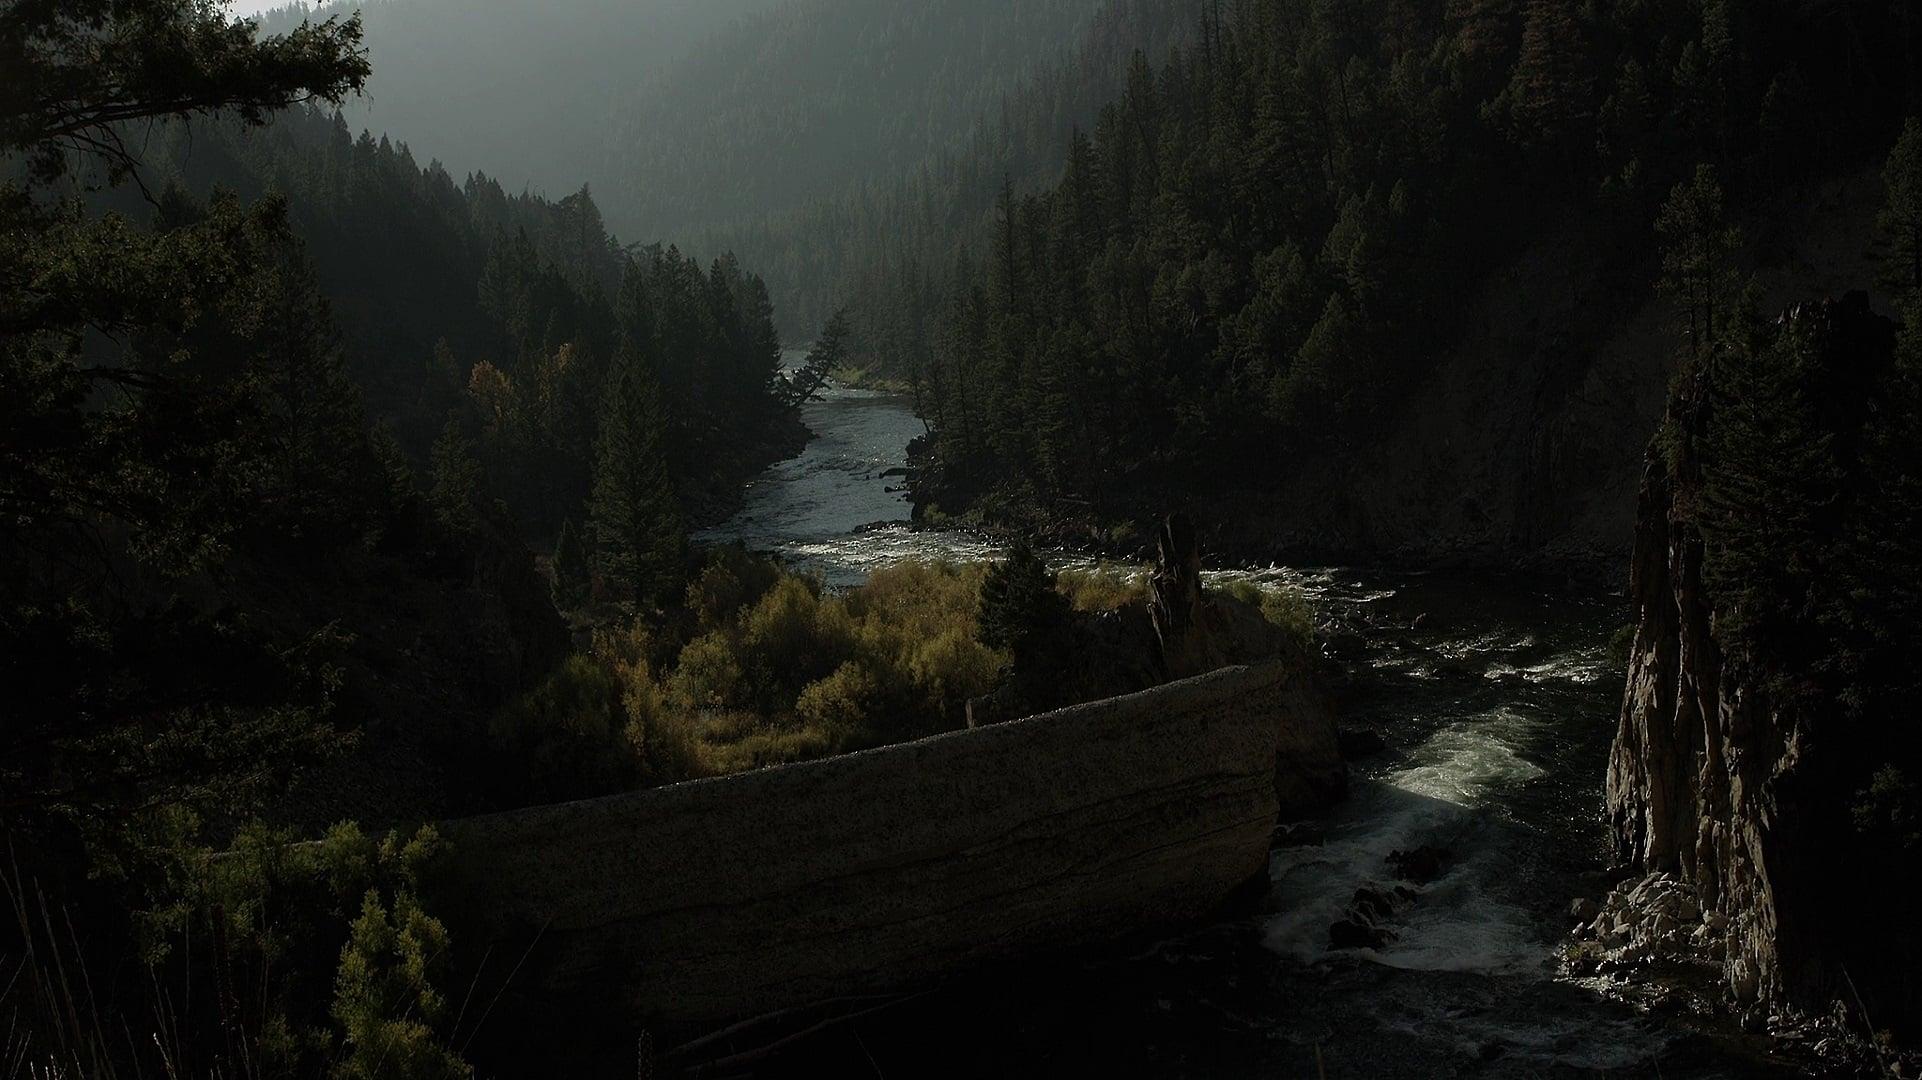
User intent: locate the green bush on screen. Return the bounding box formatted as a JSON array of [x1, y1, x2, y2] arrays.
[[844, 560, 1004, 730], [902, 626, 1004, 719], [684, 544, 782, 632], [739, 575, 856, 706], [332, 888, 471, 1080], [123, 822, 470, 1079], [487, 655, 632, 804]]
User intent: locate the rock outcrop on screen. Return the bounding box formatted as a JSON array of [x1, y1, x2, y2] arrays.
[[1605, 294, 1916, 1034], [438, 660, 1342, 1046]]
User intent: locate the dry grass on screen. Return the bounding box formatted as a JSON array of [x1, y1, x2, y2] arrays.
[[1056, 563, 1148, 612]]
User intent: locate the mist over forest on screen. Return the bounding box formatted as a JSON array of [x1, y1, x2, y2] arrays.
[[5, 0, 1922, 1075]]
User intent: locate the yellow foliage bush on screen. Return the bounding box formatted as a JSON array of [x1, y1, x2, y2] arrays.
[[739, 575, 856, 704], [795, 660, 880, 746], [669, 630, 745, 709], [904, 626, 1003, 716]]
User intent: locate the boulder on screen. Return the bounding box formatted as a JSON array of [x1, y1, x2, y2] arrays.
[[1330, 918, 1393, 950], [1337, 726, 1388, 759], [439, 661, 1342, 1043], [1387, 845, 1449, 885]]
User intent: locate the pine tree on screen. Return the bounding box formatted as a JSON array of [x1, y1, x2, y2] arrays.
[[1878, 117, 1922, 303], [551, 518, 591, 611], [428, 418, 482, 535], [589, 361, 684, 608], [785, 308, 850, 405], [1501, 0, 1594, 160], [1656, 164, 1743, 358], [978, 539, 1073, 691]]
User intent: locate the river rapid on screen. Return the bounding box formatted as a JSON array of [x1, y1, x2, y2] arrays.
[[695, 363, 1778, 1077]]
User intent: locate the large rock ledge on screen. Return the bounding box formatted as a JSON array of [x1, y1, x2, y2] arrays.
[[436, 660, 1340, 1044]]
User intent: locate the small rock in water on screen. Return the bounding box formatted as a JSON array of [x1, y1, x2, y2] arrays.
[[1387, 845, 1449, 884], [1329, 917, 1393, 950], [1569, 897, 1601, 924], [1352, 885, 1398, 922], [1337, 726, 1388, 759]]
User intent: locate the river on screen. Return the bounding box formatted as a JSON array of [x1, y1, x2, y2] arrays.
[[696, 363, 1776, 1077]]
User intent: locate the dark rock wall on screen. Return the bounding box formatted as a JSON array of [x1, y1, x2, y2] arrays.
[[438, 660, 1341, 1042], [1606, 293, 1914, 1027]]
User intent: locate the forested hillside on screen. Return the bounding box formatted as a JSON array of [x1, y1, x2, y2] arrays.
[[259, 0, 1208, 340], [106, 106, 801, 540], [264, 0, 1191, 253], [1, 3, 837, 1070], [8, 13, 814, 853], [894, 0, 1918, 571]]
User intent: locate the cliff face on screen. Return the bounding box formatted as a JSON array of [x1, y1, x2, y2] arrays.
[[1605, 446, 1804, 1007], [1605, 294, 1915, 1030]]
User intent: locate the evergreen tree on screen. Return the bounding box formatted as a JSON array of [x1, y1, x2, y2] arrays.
[[786, 307, 852, 405], [551, 517, 591, 611], [977, 540, 1074, 707], [0, 0, 370, 831], [1656, 164, 1743, 358], [428, 417, 483, 536], [1878, 117, 1922, 303], [589, 362, 685, 608], [1499, 0, 1595, 162]]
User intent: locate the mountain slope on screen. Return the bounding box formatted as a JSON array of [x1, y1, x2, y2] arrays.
[[898, 0, 1915, 577]]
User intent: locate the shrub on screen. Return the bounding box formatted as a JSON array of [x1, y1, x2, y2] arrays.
[[332, 887, 472, 1080], [593, 621, 702, 787], [621, 660, 703, 787], [120, 822, 470, 1079], [668, 631, 747, 710], [739, 576, 855, 704], [487, 655, 632, 804], [796, 661, 881, 747], [684, 544, 782, 632], [903, 627, 1003, 719]]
